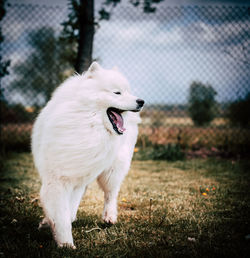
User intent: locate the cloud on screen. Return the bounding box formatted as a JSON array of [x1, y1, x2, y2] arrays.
[[2, 21, 25, 42], [2, 3, 67, 44], [94, 5, 250, 104]]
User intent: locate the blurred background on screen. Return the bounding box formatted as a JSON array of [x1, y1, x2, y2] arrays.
[[1, 0, 250, 159]]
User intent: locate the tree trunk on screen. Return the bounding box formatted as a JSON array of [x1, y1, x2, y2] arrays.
[[75, 0, 94, 73]]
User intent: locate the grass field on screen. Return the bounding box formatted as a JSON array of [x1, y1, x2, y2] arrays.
[[1, 153, 250, 257]]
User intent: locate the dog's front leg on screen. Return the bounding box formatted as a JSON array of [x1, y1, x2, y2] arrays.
[[97, 161, 130, 224]]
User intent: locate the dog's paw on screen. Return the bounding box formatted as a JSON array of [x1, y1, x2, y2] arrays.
[[103, 211, 117, 224], [58, 243, 76, 249]]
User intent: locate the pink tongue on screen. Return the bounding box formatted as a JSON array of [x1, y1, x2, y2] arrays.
[[111, 111, 126, 132]]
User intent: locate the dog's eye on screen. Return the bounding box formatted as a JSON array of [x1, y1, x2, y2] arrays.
[[114, 92, 121, 95]]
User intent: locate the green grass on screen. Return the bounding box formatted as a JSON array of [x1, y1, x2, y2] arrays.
[[1, 153, 250, 257]]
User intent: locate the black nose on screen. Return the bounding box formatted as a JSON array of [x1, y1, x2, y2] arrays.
[[136, 99, 145, 108]]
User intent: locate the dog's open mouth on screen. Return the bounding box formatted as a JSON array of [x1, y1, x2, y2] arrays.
[[107, 108, 126, 135]]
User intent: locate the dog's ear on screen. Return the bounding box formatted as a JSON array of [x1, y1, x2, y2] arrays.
[[86, 62, 101, 79], [88, 62, 101, 73]]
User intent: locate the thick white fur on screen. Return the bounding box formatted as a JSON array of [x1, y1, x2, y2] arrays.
[[31, 62, 142, 248]]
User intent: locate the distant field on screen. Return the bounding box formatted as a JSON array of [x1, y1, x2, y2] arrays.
[[138, 125, 250, 154], [142, 117, 228, 127], [1, 153, 250, 257], [1, 120, 250, 156], [1, 123, 32, 152]]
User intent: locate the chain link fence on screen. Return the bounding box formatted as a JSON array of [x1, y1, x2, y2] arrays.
[[1, 2, 250, 158]]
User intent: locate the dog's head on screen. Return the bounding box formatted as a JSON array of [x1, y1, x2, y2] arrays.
[[83, 62, 145, 135]]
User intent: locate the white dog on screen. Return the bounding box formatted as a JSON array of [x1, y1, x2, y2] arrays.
[[31, 62, 144, 248]]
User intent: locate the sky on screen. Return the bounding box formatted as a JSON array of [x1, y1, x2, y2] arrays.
[[2, 0, 250, 105], [8, 0, 250, 5]]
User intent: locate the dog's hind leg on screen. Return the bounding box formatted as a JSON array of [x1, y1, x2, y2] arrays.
[[40, 180, 75, 248], [70, 184, 87, 223], [97, 161, 130, 224]]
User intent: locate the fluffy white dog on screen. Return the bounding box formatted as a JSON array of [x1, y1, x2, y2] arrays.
[[31, 62, 144, 248]]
